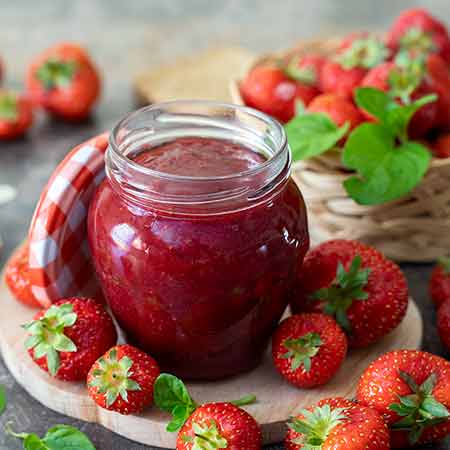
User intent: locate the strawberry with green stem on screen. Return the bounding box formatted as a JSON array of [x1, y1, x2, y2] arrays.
[[24, 297, 117, 381], [320, 33, 389, 99], [272, 313, 347, 388], [357, 349, 450, 447], [87, 344, 160, 415], [0, 91, 33, 140], [26, 42, 100, 121], [153, 373, 260, 449], [285, 397, 390, 450], [291, 239, 409, 347]]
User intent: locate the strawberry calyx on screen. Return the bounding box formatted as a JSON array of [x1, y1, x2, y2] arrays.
[[181, 420, 228, 450], [389, 54, 426, 104], [311, 255, 371, 332], [0, 93, 18, 122], [23, 303, 78, 376], [285, 57, 317, 86], [390, 371, 450, 445], [336, 36, 389, 70], [154, 373, 256, 432], [399, 27, 437, 56], [281, 332, 322, 372], [289, 404, 348, 448], [438, 256, 450, 275], [36, 58, 77, 90], [88, 348, 141, 407]]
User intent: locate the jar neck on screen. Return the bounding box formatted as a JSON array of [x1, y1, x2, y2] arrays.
[[106, 101, 291, 216]]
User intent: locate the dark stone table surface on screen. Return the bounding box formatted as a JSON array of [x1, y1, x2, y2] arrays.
[[0, 1, 449, 448]]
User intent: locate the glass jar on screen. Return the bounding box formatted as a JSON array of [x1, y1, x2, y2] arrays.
[[88, 101, 309, 380]]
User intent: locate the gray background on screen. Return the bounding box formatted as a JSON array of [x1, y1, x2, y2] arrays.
[[0, 0, 449, 448]]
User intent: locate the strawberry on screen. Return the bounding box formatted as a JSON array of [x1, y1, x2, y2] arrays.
[[0, 91, 33, 140], [271, 313, 347, 388], [357, 350, 450, 447], [307, 93, 363, 131], [285, 397, 390, 450], [290, 239, 409, 348], [26, 42, 100, 121], [5, 242, 40, 308], [437, 297, 450, 352], [153, 373, 259, 448], [387, 8, 450, 63], [361, 59, 438, 138], [177, 402, 261, 450], [430, 257, 450, 307], [240, 65, 315, 123], [87, 344, 160, 415], [426, 54, 450, 131], [286, 54, 325, 89], [24, 297, 117, 381], [320, 33, 389, 99], [433, 134, 450, 158]]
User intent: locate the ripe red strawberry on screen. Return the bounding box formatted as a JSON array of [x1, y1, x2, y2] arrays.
[[426, 54, 450, 131], [307, 93, 363, 131], [285, 397, 390, 450], [437, 297, 450, 352], [291, 239, 409, 348], [240, 65, 314, 123], [387, 8, 450, 63], [153, 373, 259, 447], [271, 313, 347, 388], [432, 134, 450, 158], [0, 90, 33, 140], [177, 402, 261, 450], [5, 242, 40, 308], [430, 257, 450, 307], [24, 297, 117, 381], [87, 344, 160, 415], [320, 33, 388, 99], [361, 60, 438, 138], [357, 350, 450, 447], [286, 54, 325, 89], [26, 42, 100, 121]]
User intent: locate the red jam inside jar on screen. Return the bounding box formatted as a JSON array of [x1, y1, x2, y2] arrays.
[[88, 101, 309, 380]]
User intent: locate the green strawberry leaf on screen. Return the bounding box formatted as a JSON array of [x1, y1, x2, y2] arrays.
[[6, 424, 95, 450], [0, 385, 6, 416], [0, 93, 18, 122], [37, 59, 77, 90], [153, 373, 197, 432], [285, 113, 349, 161], [342, 122, 431, 205]]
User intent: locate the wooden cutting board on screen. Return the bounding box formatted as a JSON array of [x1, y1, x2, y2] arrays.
[[0, 251, 423, 449], [134, 46, 255, 105]]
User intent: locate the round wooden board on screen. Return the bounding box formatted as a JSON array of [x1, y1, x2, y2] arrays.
[[0, 266, 422, 449]]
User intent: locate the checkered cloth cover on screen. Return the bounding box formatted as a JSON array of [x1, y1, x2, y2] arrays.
[[28, 133, 109, 308]]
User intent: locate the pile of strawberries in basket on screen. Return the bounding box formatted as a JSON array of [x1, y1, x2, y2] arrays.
[[240, 7, 450, 159], [5, 238, 450, 449]]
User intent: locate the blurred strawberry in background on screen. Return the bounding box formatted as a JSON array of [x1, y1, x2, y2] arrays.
[[26, 42, 101, 121]]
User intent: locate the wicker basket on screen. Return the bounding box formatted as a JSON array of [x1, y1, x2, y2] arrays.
[[230, 38, 450, 262]]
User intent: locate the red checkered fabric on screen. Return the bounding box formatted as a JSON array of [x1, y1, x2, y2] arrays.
[[28, 133, 109, 308]]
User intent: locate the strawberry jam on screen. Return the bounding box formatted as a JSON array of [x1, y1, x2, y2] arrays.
[[88, 102, 309, 380]]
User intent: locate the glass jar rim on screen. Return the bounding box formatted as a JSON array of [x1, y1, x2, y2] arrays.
[[109, 99, 288, 182]]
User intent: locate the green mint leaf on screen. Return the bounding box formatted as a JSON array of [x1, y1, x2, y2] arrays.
[[154, 373, 195, 412], [42, 425, 96, 449], [23, 434, 49, 450], [0, 385, 6, 416], [285, 113, 349, 161], [153, 373, 197, 432], [354, 87, 394, 123], [343, 123, 431, 205]]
